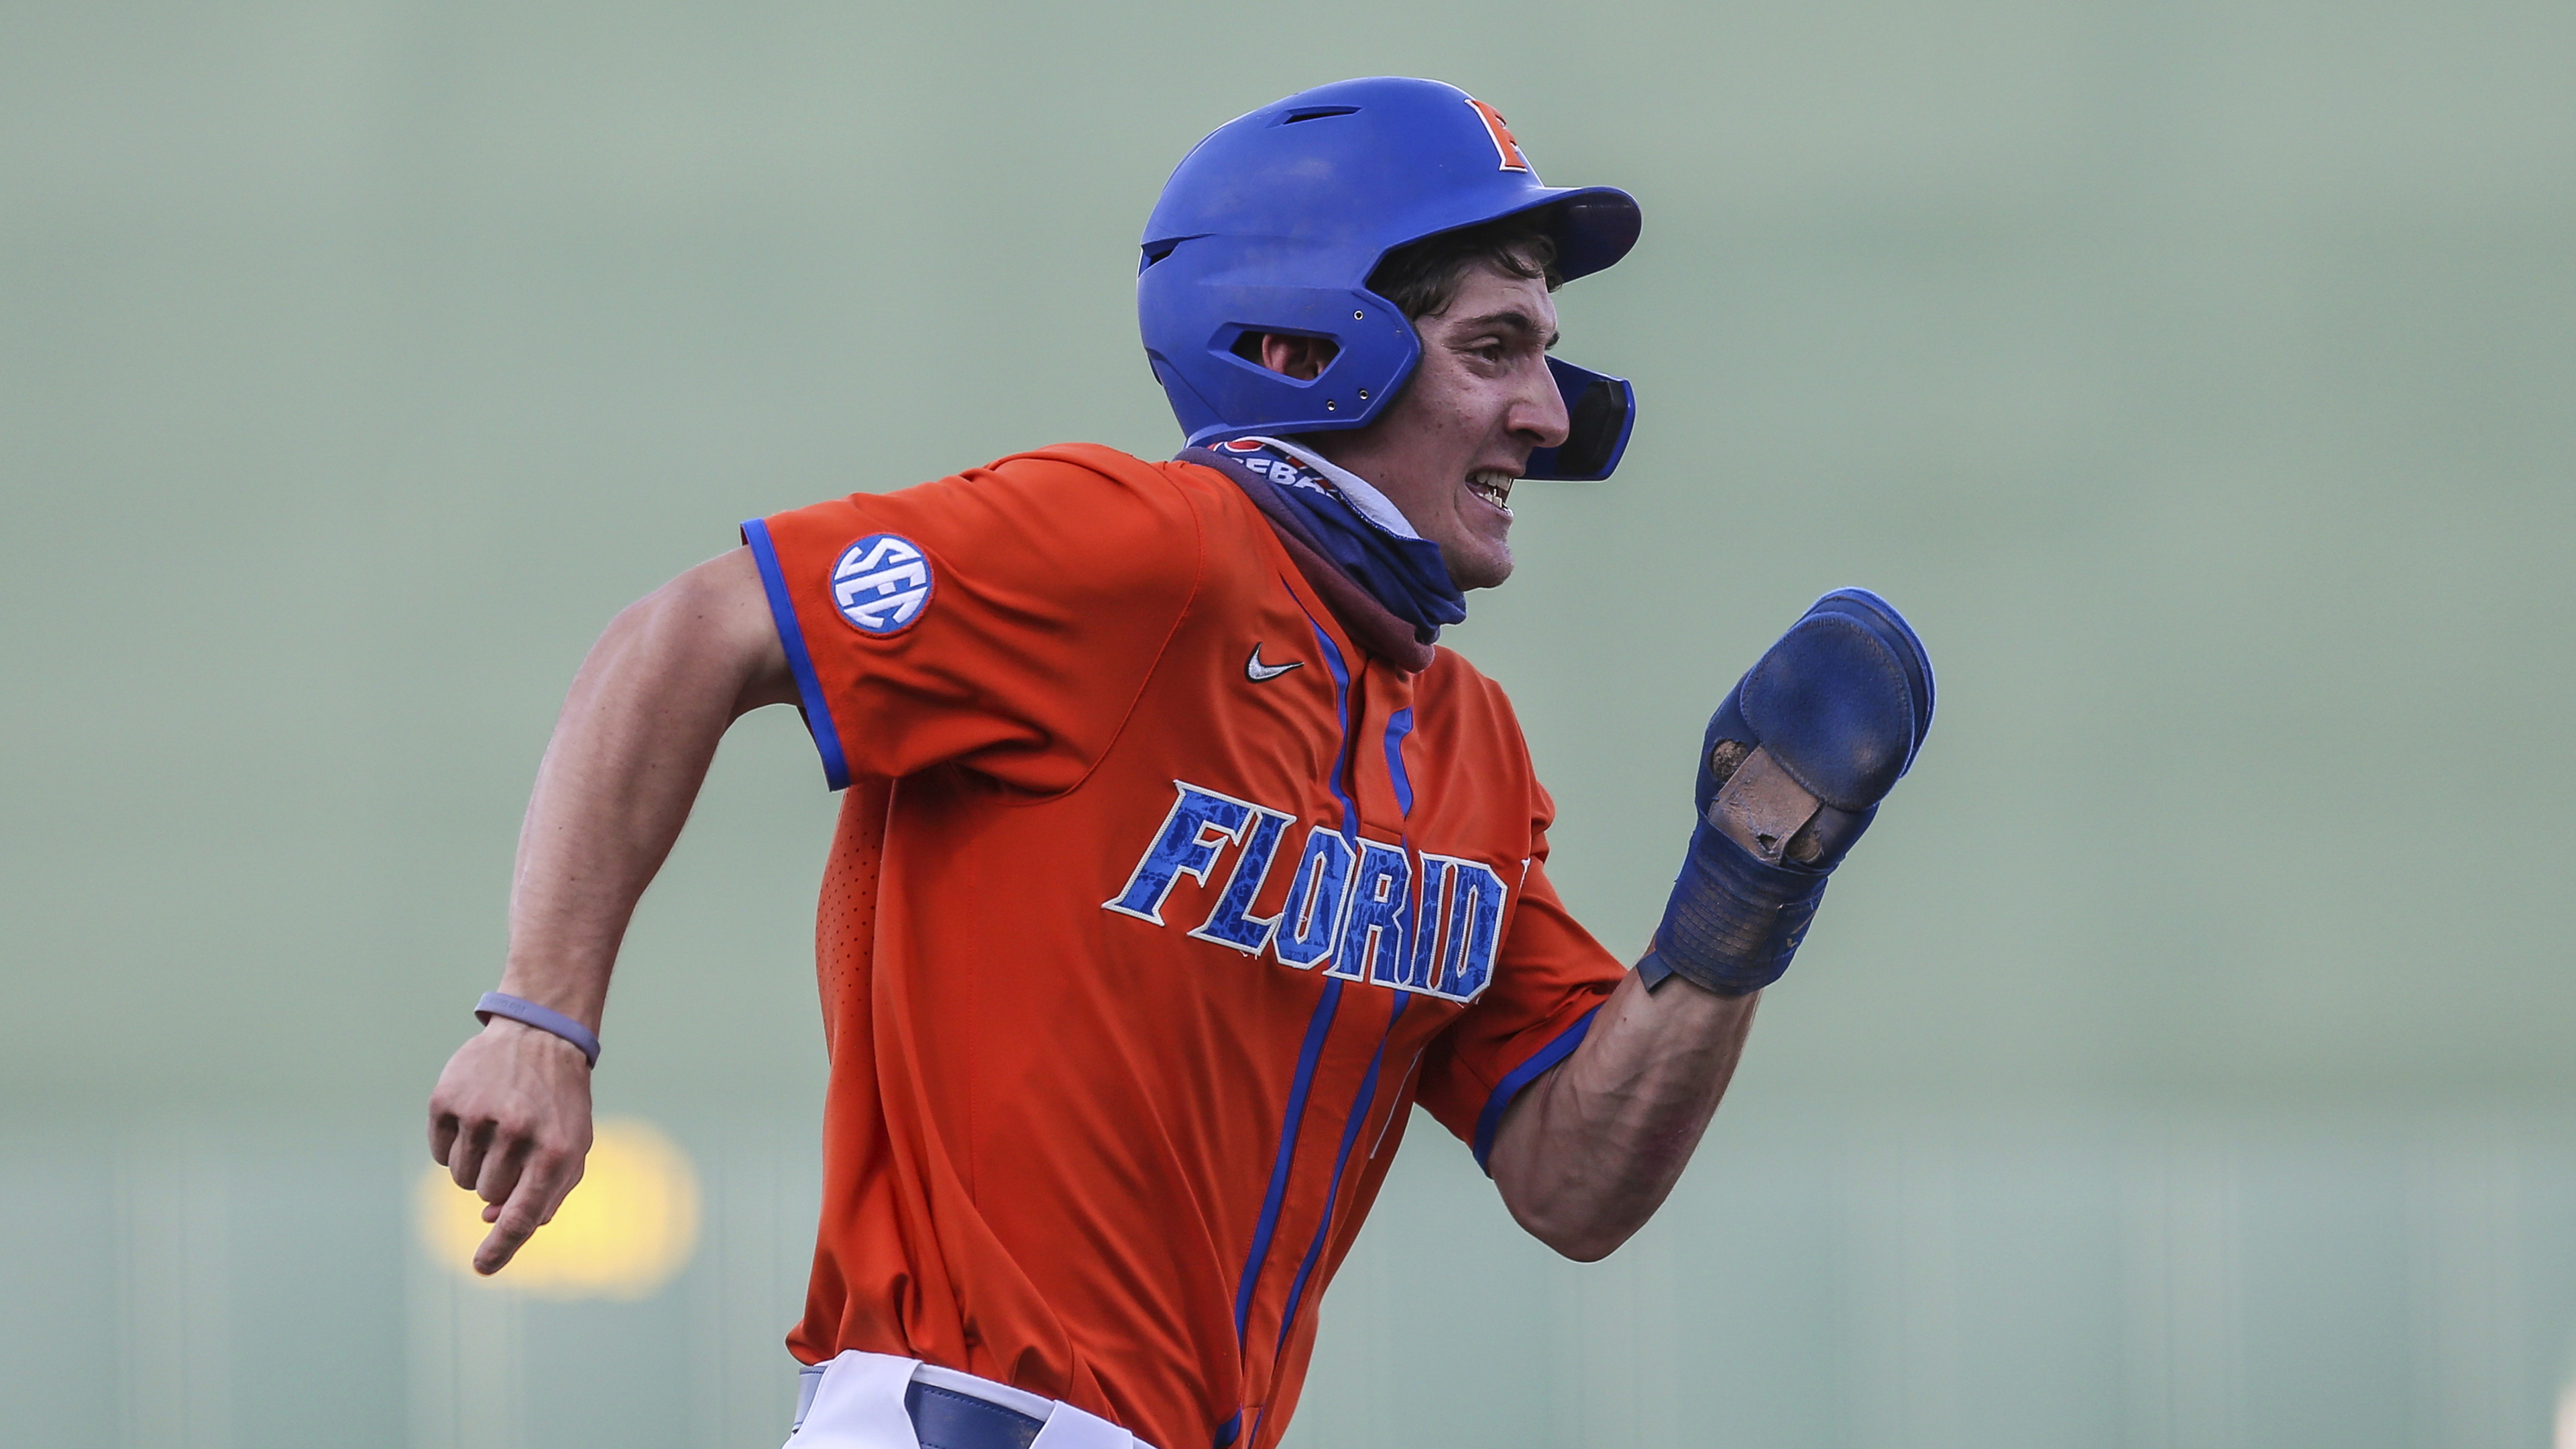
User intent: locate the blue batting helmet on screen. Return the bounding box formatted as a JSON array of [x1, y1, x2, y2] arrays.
[[1137, 77, 1642, 481]]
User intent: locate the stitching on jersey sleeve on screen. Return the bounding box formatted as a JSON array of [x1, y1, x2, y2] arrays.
[[1003, 452, 1210, 804]]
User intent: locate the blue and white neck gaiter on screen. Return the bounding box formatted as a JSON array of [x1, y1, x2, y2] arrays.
[[1206, 436, 1467, 637]]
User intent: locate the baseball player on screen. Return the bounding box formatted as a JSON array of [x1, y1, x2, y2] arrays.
[[427, 77, 1931, 1449]]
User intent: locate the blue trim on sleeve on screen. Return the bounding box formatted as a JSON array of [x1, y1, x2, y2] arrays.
[[1470, 1006, 1602, 1174], [739, 517, 852, 792], [1382, 708, 1415, 817]]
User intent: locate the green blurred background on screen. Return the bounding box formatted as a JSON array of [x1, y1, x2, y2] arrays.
[[5, 0, 2573, 1445]]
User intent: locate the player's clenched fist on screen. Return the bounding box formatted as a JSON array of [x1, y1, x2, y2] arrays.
[[1640, 588, 1935, 995], [427, 1018, 596, 1275]]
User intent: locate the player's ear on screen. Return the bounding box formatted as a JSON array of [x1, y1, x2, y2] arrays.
[[1243, 333, 1339, 381]]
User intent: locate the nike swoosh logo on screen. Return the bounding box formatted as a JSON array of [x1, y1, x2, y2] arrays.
[[1245, 643, 1302, 682]]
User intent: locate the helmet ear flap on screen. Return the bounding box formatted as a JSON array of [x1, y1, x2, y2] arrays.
[[1178, 317, 1413, 446], [1522, 358, 1634, 480], [1146, 246, 1421, 445]]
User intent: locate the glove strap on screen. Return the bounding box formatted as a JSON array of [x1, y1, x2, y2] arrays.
[[475, 991, 600, 1067], [1638, 820, 1832, 996]]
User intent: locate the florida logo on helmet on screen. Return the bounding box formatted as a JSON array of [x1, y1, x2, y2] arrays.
[[1465, 97, 1532, 174]]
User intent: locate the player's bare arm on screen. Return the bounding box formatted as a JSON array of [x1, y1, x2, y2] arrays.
[[427, 547, 791, 1273], [1485, 969, 1757, 1260], [1492, 590, 1934, 1259]]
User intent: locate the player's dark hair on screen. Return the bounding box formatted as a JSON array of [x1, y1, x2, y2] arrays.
[[1365, 213, 1563, 321]]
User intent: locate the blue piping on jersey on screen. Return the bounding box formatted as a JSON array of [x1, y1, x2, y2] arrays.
[[1231, 603, 1360, 1340], [1471, 1006, 1602, 1174], [1232, 607, 1359, 1350], [1382, 708, 1415, 816], [1233, 981, 1342, 1345], [1272, 995, 1406, 1362], [1305, 616, 1358, 841], [1228, 591, 1376, 1394], [740, 518, 852, 792], [1213, 1408, 1242, 1448]]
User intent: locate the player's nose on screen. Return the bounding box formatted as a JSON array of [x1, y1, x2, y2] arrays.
[[1509, 357, 1571, 451]]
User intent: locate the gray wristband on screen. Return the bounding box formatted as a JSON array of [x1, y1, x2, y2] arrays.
[[475, 992, 600, 1067]]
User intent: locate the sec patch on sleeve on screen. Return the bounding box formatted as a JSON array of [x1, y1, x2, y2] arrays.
[[830, 533, 934, 635]]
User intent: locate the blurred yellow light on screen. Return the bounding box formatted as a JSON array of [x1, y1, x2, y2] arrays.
[[416, 1116, 700, 1300]]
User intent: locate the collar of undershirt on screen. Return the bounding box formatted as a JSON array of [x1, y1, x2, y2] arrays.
[[1178, 445, 1438, 675], [1244, 435, 1422, 539]]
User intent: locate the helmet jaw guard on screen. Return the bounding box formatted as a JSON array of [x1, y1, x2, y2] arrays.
[[1526, 358, 1636, 482], [1138, 77, 1642, 479]]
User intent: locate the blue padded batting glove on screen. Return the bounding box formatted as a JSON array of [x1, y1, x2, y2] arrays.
[[1638, 588, 1934, 996]]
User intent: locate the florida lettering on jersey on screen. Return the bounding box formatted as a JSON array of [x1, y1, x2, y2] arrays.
[[1103, 780, 1506, 1004]]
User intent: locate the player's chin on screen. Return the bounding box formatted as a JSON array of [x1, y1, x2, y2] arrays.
[[1449, 537, 1515, 591]]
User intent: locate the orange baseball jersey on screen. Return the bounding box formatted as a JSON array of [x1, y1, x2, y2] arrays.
[[740, 443, 1625, 1449]]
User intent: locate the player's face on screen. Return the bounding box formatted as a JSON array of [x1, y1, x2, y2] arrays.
[[1308, 264, 1569, 590]]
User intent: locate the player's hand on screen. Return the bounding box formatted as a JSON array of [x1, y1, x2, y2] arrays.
[[427, 1018, 596, 1275], [1639, 588, 1934, 996]]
